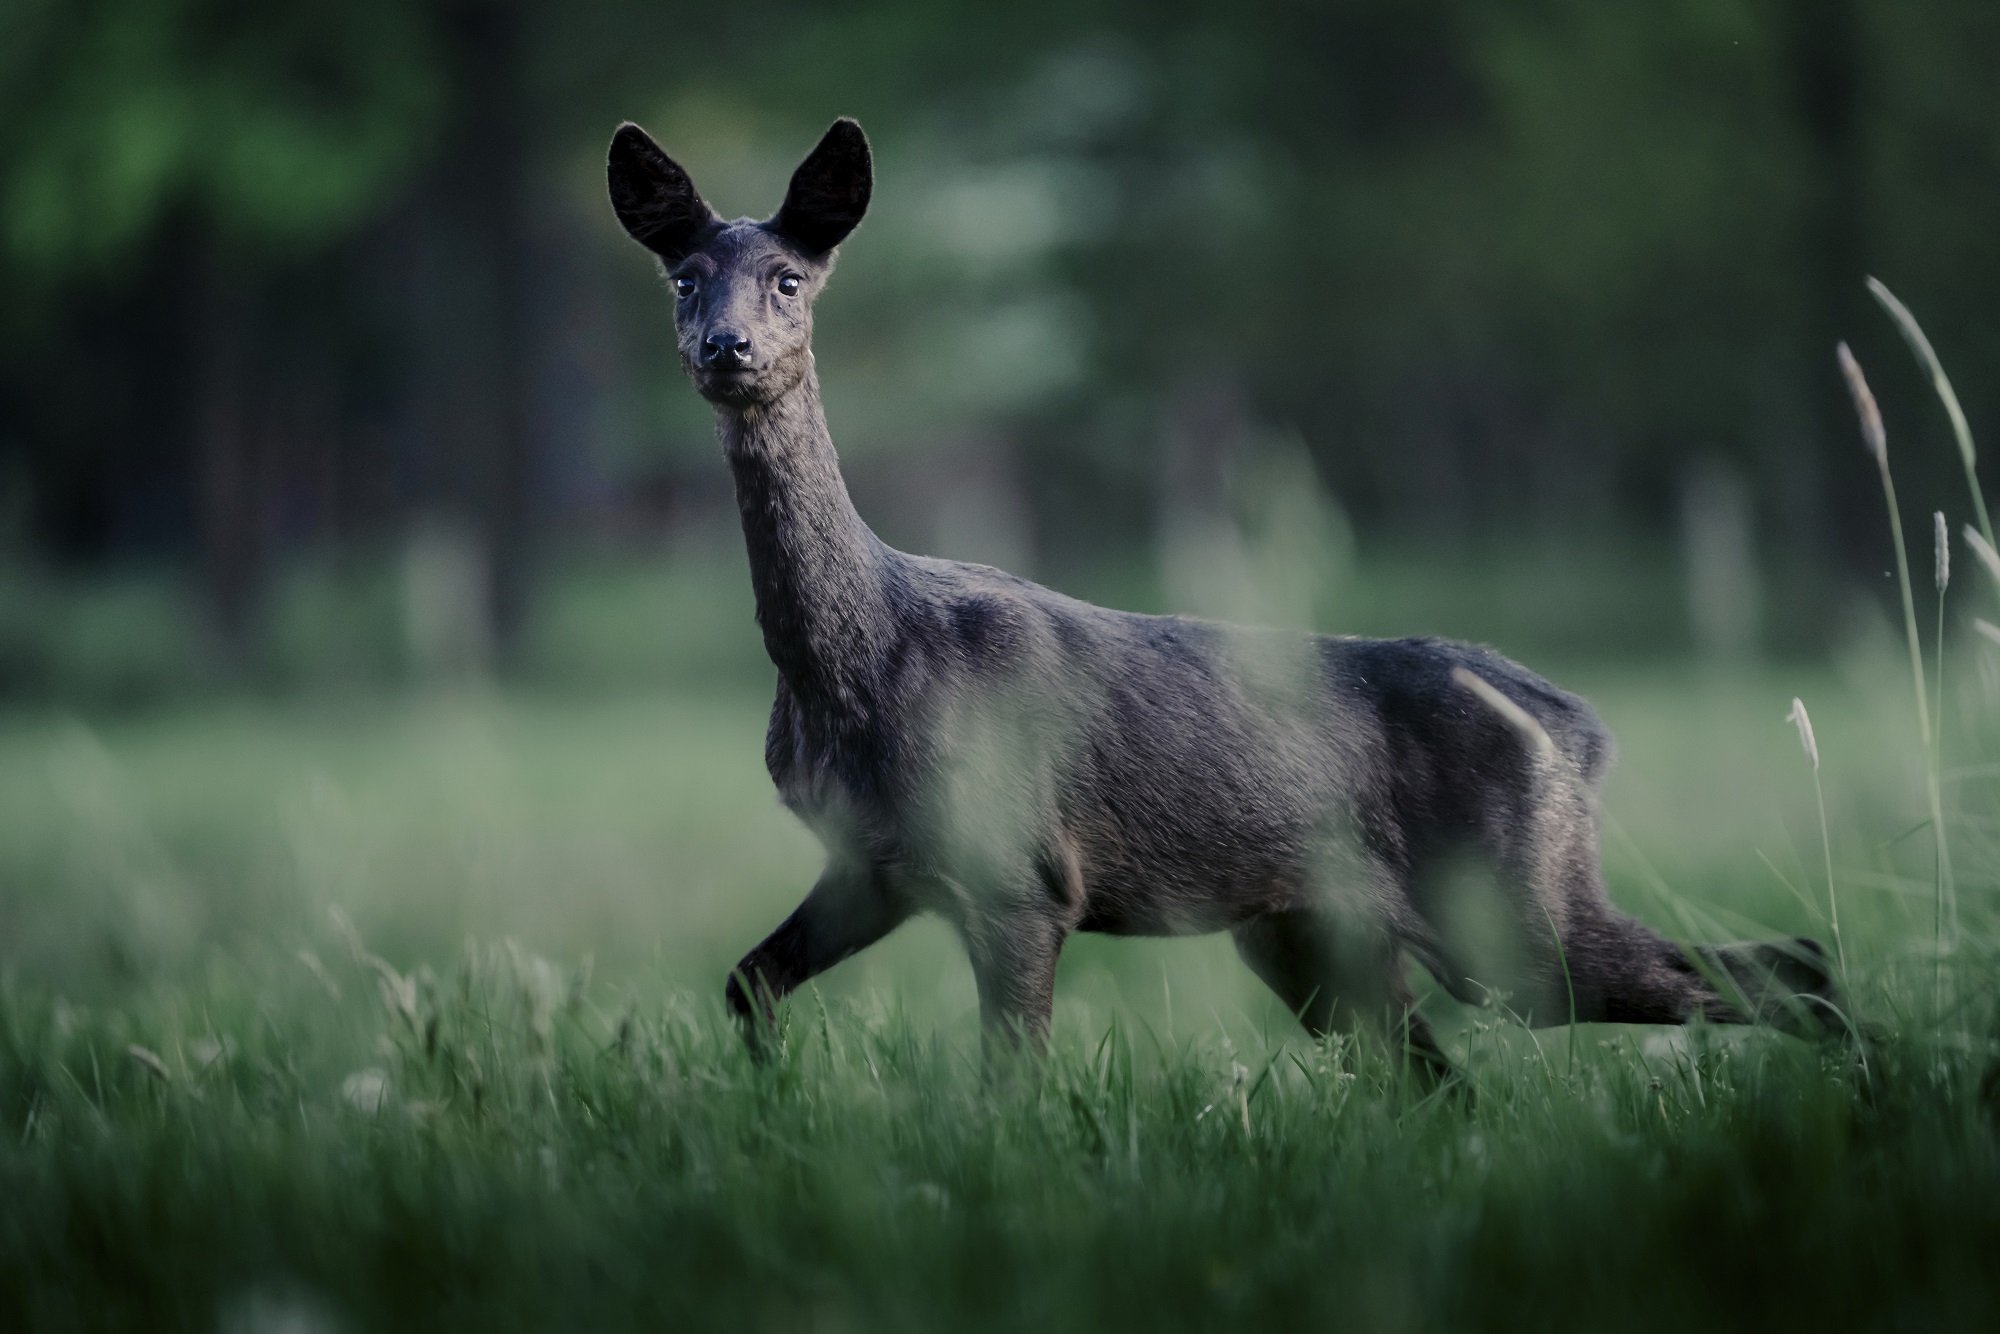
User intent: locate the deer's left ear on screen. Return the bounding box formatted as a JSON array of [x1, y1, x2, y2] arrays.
[[771, 118, 872, 255]]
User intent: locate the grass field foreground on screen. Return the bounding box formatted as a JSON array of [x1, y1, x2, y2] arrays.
[[5, 647, 2000, 1328]]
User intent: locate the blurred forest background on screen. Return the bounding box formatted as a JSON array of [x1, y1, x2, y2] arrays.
[[1, 0, 1997, 703]]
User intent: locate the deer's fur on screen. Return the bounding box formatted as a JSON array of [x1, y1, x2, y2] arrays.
[[606, 118, 1839, 1075]]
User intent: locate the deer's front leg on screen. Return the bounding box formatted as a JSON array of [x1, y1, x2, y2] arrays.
[[726, 864, 907, 1046]]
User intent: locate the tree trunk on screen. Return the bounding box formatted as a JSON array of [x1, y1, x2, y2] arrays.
[[1786, 0, 1868, 571], [448, 0, 536, 663], [194, 245, 261, 670]]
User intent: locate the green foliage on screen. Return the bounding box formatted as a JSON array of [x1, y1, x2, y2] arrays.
[[555, 0, 2000, 545], [0, 567, 205, 706], [0, 0, 440, 282], [12, 0, 2000, 547]]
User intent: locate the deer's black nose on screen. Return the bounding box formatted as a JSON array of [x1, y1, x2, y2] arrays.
[[703, 332, 751, 367]]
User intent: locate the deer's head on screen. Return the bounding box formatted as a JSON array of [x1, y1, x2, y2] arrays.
[[607, 118, 871, 409]]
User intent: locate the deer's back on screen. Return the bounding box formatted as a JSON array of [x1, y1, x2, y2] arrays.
[[769, 554, 1612, 934]]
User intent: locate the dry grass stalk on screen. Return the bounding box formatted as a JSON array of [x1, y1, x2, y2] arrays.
[[1839, 342, 1953, 994], [1786, 698, 1841, 976], [1839, 345, 1932, 749]]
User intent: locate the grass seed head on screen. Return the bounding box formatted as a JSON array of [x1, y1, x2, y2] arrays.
[[296, 949, 341, 1001], [127, 1044, 170, 1082], [1837, 342, 1887, 466], [1937, 512, 1951, 591], [1785, 698, 1819, 772]]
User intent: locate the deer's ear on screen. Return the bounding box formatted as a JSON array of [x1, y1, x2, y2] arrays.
[[607, 123, 717, 261], [771, 118, 872, 255]]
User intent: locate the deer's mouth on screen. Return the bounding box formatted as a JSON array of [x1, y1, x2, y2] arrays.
[[691, 363, 771, 404]]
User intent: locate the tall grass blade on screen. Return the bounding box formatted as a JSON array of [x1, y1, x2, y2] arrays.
[[1540, 905, 1578, 1077], [1965, 526, 2000, 594], [1934, 513, 1956, 943], [1868, 276, 1994, 550], [1839, 344, 1932, 752]]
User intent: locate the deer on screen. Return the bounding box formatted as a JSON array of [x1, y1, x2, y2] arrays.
[[605, 116, 1840, 1080]]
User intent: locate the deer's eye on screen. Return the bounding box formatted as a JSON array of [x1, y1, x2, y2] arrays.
[[777, 274, 801, 297], [674, 276, 696, 299]]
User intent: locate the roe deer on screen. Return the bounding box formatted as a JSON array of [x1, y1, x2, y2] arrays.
[[606, 117, 1840, 1077]]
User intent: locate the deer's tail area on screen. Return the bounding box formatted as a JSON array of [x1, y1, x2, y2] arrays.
[[1442, 654, 1609, 782], [1448, 662, 1846, 1038]]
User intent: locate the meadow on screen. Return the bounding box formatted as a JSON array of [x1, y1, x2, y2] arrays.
[[6, 3, 1998, 1326], [6, 595, 2000, 1331]]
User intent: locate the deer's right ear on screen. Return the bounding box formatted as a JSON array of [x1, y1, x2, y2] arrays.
[[607, 123, 717, 262]]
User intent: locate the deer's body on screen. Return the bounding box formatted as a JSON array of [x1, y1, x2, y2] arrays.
[[608, 118, 1838, 1073]]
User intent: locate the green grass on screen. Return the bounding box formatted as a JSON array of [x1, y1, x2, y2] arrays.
[[4, 658, 2000, 1330]]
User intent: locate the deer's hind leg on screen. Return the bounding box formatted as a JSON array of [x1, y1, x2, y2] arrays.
[[1559, 903, 1842, 1035], [1530, 845, 1843, 1035], [1231, 908, 1454, 1083], [1476, 801, 1723, 1028]]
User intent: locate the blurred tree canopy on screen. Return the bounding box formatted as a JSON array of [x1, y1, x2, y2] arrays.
[[0, 0, 439, 283], [0, 0, 1995, 667]]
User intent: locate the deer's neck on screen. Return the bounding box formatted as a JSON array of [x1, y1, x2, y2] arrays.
[[718, 369, 892, 716]]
